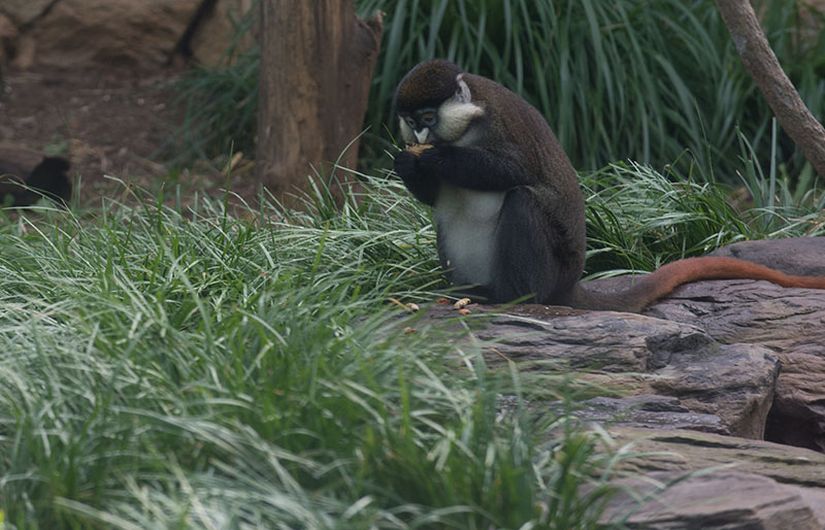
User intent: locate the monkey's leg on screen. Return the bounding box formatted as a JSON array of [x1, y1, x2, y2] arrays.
[[490, 186, 583, 305]]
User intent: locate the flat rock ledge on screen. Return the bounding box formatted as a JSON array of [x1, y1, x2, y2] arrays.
[[598, 429, 825, 529], [422, 237, 825, 529]]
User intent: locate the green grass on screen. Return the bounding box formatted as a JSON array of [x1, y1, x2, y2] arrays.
[[0, 178, 620, 529], [164, 49, 259, 166], [582, 155, 825, 275], [170, 0, 825, 183]]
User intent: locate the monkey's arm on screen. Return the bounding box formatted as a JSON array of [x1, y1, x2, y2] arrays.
[[416, 145, 535, 191], [394, 150, 439, 206]]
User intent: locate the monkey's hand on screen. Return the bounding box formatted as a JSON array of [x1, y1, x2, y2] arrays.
[[393, 149, 438, 206], [393, 150, 419, 181], [414, 145, 449, 175]]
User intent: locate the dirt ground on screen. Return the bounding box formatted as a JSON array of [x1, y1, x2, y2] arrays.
[[0, 66, 255, 208]]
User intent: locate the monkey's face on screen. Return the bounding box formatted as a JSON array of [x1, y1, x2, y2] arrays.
[[395, 60, 484, 146], [399, 108, 438, 144], [397, 78, 484, 146]]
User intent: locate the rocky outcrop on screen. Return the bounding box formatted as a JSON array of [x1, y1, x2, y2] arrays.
[[465, 305, 781, 439], [606, 428, 825, 489], [645, 238, 825, 452], [600, 429, 825, 529], [25, 0, 201, 69], [422, 238, 825, 451], [602, 470, 825, 529], [0, 0, 54, 26], [0, 0, 251, 70], [422, 237, 825, 528], [709, 237, 825, 276]]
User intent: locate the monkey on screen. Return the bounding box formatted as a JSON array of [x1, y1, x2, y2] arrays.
[[392, 59, 825, 313], [0, 156, 72, 208]]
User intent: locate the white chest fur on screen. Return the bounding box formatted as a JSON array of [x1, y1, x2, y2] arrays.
[[434, 185, 506, 286]]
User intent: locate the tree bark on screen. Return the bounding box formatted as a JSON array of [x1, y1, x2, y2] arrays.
[[256, 1, 382, 197], [715, 0, 825, 177]]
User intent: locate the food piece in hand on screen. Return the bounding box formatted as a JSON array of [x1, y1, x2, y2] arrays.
[[405, 143, 434, 157]]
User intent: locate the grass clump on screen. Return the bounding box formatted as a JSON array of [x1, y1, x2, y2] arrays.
[[0, 178, 617, 529], [582, 156, 825, 275], [166, 49, 259, 166]]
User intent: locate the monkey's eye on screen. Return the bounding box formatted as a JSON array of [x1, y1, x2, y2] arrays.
[[420, 112, 437, 127], [405, 117, 416, 129]]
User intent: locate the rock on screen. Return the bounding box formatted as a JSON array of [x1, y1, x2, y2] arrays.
[[645, 341, 778, 440], [709, 237, 825, 276], [764, 353, 825, 451], [480, 306, 713, 372], [0, 0, 53, 26], [606, 427, 825, 488], [25, 0, 201, 69], [601, 470, 825, 530], [417, 237, 825, 528], [582, 237, 825, 451], [483, 306, 779, 438], [643, 256, 825, 451], [0, 14, 17, 66], [569, 395, 729, 435], [417, 238, 825, 449], [645, 279, 825, 352], [597, 428, 825, 529], [426, 304, 780, 438], [189, 0, 255, 67]]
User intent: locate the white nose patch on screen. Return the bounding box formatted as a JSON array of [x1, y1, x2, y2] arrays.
[[414, 128, 430, 144]]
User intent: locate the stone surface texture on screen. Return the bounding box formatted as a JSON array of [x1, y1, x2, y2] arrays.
[[0, 0, 253, 70], [647, 238, 825, 452], [26, 0, 200, 68], [601, 429, 825, 529], [601, 470, 825, 530], [470, 305, 781, 439], [427, 237, 825, 529], [0, 0, 53, 26]]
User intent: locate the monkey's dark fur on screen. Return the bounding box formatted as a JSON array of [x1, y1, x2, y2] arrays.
[[0, 157, 72, 208], [393, 60, 825, 312]]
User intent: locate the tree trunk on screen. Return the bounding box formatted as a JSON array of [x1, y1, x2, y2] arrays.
[[256, 0, 382, 197], [715, 0, 825, 177]]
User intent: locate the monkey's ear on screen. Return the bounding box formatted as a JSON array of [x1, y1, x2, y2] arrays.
[[455, 74, 472, 103]]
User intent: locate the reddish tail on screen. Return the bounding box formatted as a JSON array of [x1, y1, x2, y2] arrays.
[[572, 256, 825, 313]]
